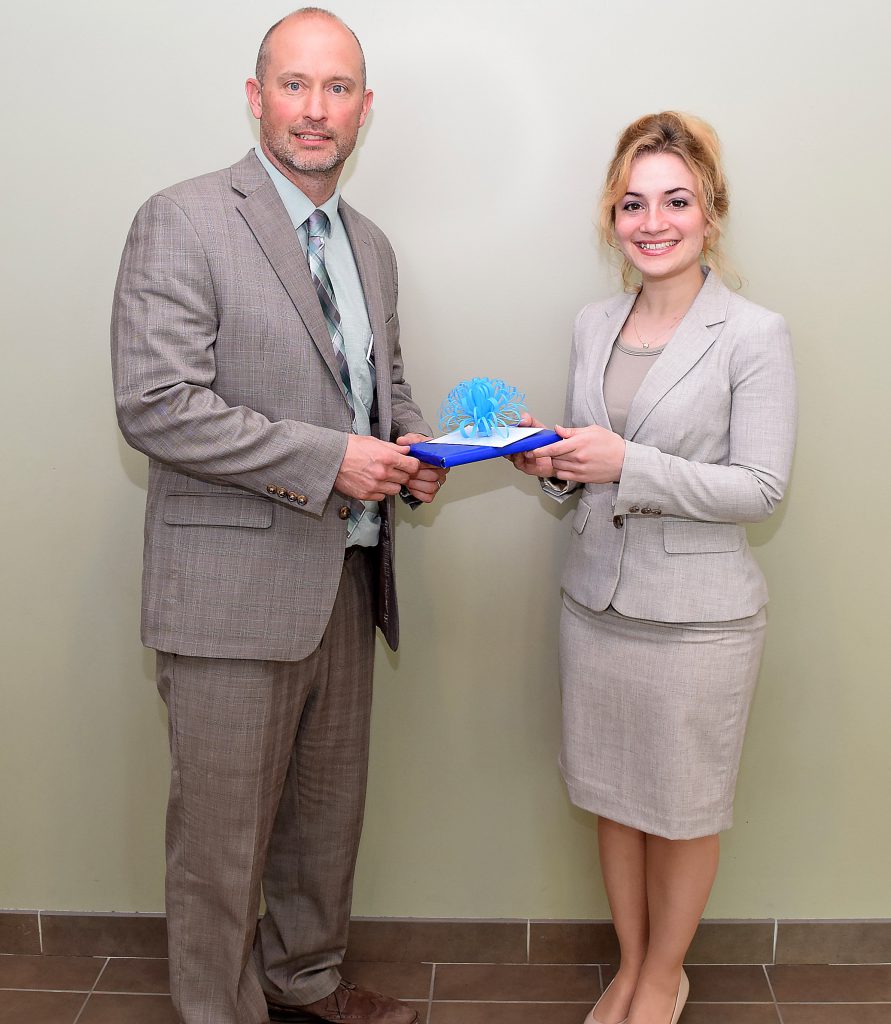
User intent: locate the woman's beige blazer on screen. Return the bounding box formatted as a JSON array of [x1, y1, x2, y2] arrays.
[[560, 268, 797, 622]]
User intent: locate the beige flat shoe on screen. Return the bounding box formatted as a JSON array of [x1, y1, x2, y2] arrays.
[[582, 978, 628, 1024], [669, 969, 690, 1024]]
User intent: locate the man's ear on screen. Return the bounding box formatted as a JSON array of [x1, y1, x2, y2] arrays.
[[245, 78, 263, 120]]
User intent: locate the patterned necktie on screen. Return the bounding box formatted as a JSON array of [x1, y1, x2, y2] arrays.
[[304, 209, 365, 535], [306, 210, 354, 415]]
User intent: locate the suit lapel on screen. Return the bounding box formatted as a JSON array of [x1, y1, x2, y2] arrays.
[[231, 152, 344, 391], [624, 269, 730, 440], [586, 291, 636, 429], [340, 201, 392, 442]]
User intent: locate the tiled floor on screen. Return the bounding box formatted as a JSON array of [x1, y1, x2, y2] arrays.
[[1, 956, 890, 1023]]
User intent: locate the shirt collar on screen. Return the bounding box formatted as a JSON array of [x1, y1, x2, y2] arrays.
[[254, 144, 341, 232]]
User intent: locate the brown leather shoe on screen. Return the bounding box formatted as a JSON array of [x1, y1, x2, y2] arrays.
[[266, 980, 419, 1024]]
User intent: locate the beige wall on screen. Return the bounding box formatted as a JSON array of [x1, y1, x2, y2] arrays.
[[2, 0, 889, 919]]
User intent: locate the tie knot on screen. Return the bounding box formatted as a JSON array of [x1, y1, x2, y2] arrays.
[[307, 209, 329, 238]]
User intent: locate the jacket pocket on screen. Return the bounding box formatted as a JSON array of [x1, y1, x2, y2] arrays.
[[662, 519, 742, 554], [163, 493, 273, 529], [572, 499, 592, 534]]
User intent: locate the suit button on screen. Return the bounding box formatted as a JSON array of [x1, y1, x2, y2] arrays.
[[338, 506, 350, 520], [653, 509, 662, 516], [276, 487, 286, 497], [266, 485, 277, 495], [286, 492, 298, 502], [629, 504, 640, 513], [641, 506, 652, 515], [613, 515, 624, 529], [297, 494, 308, 506]]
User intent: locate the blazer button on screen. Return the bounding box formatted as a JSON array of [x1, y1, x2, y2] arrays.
[[266, 485, 277, 494], [338, 506, 350, 520], [276, 487, 287, 497], [641, 506, 652, 515], [613, 515, 624, 529], [653, 509, 662, 516], [628, 504, 640, 513], [286, 492, 298, 502], [297, 494, 308, 506]]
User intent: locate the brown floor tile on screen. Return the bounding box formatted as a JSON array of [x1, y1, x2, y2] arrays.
[[768, 965, 891, 1002], [77, 992, 179, 1023], [95, 958, 170, 994], [780, 1007, 891, 1023], [339, 962, 432, 1000], [602, 964, 772, 1003], [405, 1001, 429, 1024], [0, 954, 105, 991], [346, 920, 526, 964], [529, 921, 619, 964], [777, 921, 891, 965], [679, 1006, 780, 1023], [684, 965, 774, 1002], [434, 963, 598, 1002], [41, 914, 167, 958], [430, 1003, 591, 1024], [0, 913, 41, 956], [686, 921, 775, 965], [0, 989, 86, 1024]]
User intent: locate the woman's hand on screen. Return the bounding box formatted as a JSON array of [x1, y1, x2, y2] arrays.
[[542, 423, 626, 484], [507, 412, 555, 478]]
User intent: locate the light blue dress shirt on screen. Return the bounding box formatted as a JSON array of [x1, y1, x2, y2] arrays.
[[254, 145, 380, 547]]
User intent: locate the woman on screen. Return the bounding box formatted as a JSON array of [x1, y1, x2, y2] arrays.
[[511, 112, 797, 1024]]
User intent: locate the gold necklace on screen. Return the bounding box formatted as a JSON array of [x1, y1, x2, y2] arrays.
[[632, 306, 684, 350]]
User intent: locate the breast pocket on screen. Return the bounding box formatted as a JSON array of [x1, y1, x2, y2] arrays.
[[163, 493, 273, 529], [662, 519, 742, 553]]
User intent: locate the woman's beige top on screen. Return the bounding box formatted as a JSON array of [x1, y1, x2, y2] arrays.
[[603, 335, 665, 437]]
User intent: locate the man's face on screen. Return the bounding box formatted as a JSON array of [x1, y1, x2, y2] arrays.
[[246, 15, 372, 180]]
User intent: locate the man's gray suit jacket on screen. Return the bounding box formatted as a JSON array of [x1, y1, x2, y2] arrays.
[[112, 150, 431, 661]]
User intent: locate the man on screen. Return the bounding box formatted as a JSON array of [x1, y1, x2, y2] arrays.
[[111, 9, 445, 1024]]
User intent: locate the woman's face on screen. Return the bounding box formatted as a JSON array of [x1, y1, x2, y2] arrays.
[[613, 152, 710, 286]]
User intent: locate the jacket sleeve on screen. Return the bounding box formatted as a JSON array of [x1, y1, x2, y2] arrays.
[[615, 311, 798, 523], [111, 195, 347, 516], [383, 242, 433, 440], [539, 311, 583, 503]]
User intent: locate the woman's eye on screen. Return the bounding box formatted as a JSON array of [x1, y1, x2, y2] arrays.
[[623, 202, 643, 212], [669, 198, 689, 208]]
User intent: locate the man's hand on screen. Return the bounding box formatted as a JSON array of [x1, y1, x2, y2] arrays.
[[335, 435, 422, 500], [395, 433, 449, 503]]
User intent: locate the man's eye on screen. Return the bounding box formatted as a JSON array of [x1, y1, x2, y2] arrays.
[[286, 82, 301, 91], [331, 84, 346, 94]]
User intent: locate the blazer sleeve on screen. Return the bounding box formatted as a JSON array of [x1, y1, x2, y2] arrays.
[[111, 195, 347, 516], [615, 311, 797, 523], [539, 310, 584, 503], [382, 241, 433, 440]]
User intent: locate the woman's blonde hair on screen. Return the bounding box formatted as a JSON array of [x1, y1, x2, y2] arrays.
[[599, 111, 731, 290]]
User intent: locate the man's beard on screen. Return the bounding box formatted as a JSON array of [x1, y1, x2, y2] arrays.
[[261, 122, 357, 176]]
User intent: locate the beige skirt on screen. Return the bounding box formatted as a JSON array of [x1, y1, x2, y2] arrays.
[[559, 594, 767, 839]]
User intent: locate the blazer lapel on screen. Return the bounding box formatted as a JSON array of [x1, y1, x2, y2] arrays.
[[340, 201, 392, 442], [624, 269, 730, 440], [231, 152, 344, 390], [586, 291, 636, 429]]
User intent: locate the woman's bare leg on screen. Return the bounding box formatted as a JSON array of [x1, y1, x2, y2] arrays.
[[592, 817, 649, 1023], [626, 834, 719, 1023]]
